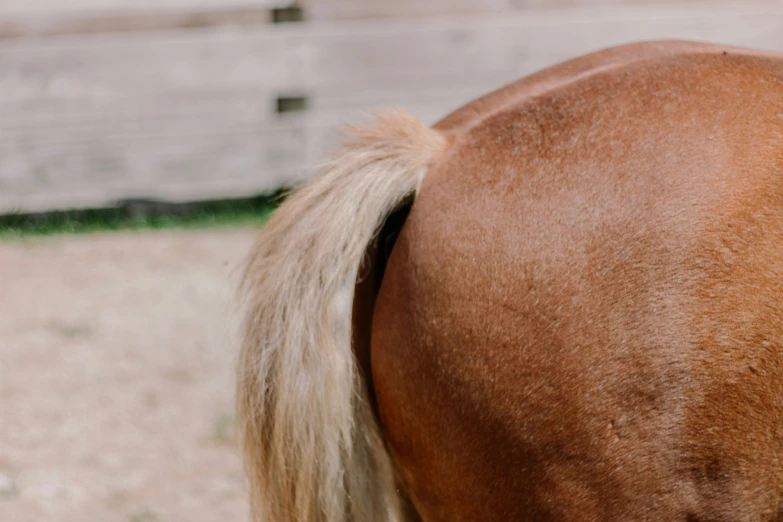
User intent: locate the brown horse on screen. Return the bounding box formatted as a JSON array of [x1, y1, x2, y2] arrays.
[[236, 40, 783, 521]]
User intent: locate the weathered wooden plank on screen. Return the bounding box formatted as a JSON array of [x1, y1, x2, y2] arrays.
[[0, 33, 292, 106], [298, 0, 512, 21], [0, 93, 471, 212], [0, 0, 289, 16], [0, 165, 304, 214], [2, 2, 783, 212], [298, 0, 777, 20], [3, 2, 782, 107], [0, 7, 274, 39], [0, 0, 738, 21]]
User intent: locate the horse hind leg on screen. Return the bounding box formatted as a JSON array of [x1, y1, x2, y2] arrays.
[[352, 201, 424, 522]]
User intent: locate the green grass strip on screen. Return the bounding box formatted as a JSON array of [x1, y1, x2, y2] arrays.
[[0, 194, 282, 239]]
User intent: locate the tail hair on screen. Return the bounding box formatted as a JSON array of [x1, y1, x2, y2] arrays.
[[236, 109, 446, 521]]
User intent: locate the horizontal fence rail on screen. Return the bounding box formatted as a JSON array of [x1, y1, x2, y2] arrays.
[[1, 1, 782, 212]]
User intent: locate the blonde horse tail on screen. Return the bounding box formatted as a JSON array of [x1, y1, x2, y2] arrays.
[[236, 109, 447, 522]]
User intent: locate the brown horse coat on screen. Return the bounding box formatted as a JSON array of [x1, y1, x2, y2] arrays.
[[239, 40, 783, 522]]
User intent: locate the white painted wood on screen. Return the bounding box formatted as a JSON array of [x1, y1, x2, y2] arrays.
[[2, 2, 783, 212]]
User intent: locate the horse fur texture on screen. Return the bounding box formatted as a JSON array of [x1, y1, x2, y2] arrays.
[[238, 40, 783, 521]]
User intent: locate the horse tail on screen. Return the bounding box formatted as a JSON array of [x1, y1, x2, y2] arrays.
[[236, 108, 447, 522]]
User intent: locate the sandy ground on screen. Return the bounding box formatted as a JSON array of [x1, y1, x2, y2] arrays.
[[0, 228, 260, 522]]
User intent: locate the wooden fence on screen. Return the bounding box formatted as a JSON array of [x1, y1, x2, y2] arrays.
[[1, 0, 782, 213]]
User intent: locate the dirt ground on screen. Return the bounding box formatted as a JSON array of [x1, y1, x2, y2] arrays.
[[0, 228, 260, 522]]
